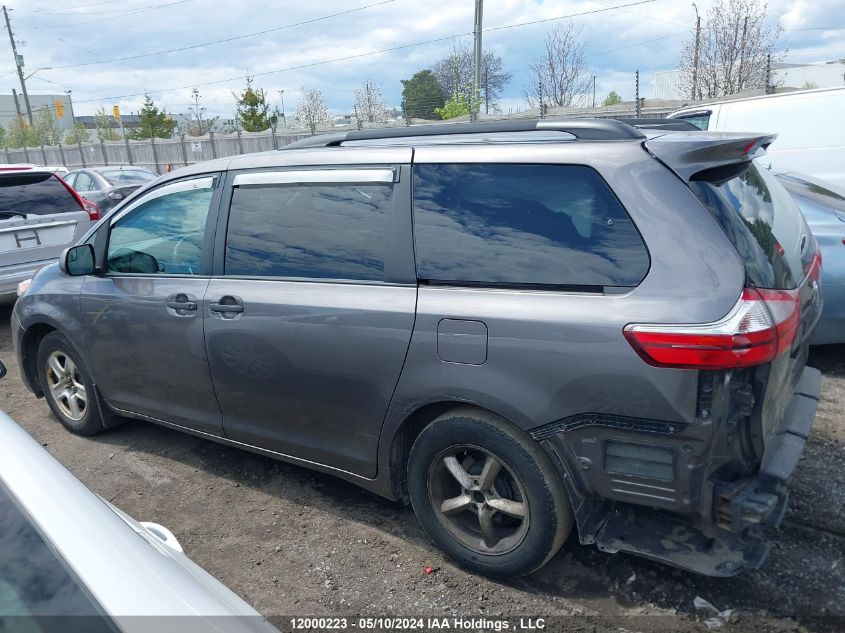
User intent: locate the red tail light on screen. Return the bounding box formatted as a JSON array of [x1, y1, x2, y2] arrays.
[[82, 199, 101, 221], [52, 173, 99, 220], [624, 288, 800, 370]]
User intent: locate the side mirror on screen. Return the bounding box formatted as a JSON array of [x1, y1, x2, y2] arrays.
[[59, 244, 96, 276], [108, 191, 124, 201], [0, 359, 6, 380]]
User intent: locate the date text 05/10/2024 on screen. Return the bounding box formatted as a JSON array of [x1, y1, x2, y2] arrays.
[[289, 617, 546, 630]]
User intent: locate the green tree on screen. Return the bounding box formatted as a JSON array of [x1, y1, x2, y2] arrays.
[[6, 116, 38, 148], [434, 92, 482, 120], [127, 94, 176, 139], [602, 90, 623, 106], [32, 108, 62, 145], [95, 107, 121, 141], [64, 122, 90, 144], [401, 69, 446, 120], [0, 123, 6, 147], [233, 76, 278, 132]]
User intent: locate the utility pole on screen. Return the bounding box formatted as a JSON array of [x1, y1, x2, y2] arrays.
[[472, 0, 483, 122], [278, 89, 286, 128], [65, 90, 75, 125], [484, 65, 489, 114], [3, 5, 32, 125], [692, 2, 701, 100], [635, 70, 641, 117], [11, 87, 21, 118]]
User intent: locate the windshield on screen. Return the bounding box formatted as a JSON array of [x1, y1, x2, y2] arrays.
[[100, 170, 157, 185], [689, 161, 815, 290], [0, 483, 115, 632]]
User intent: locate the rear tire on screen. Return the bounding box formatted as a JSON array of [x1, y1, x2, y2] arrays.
[[407, 408, 573, 578], [37, 331, 105, 436]]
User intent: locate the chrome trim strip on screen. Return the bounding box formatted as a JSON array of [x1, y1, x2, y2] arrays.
[[233, 169, 394, 186]]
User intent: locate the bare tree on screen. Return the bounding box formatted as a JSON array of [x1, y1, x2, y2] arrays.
[[523, 22, 592, 109], [186, 87, 217, 136], [432, 40, 511, 112], [353, 80, 388, 129], [294, 88, 332, 135], [679, 0, 783, 99]]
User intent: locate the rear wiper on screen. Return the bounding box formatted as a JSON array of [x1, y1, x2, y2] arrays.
[[0, 211, 28, 219]]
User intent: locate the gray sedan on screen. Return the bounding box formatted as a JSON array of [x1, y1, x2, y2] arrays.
[[0, 359, 278, 633], [776, 172, 845, 345], [65, 167, 157, 214]]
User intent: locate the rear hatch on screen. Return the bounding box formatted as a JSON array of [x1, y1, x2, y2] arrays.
[[0, 170, 94, 269], [646, 132, 821, 463]]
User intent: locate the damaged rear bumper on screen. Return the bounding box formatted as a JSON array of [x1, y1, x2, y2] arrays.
[[538, 367, 821, 576]]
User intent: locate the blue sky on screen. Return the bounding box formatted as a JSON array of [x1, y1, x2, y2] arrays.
[[3, 0, 844, 120]]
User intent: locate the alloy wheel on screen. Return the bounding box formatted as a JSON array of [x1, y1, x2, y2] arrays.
[[427, 445, 529, 555], [45, 351, 87, 421]]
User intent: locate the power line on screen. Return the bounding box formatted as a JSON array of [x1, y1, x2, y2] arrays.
[[46, 0, 396, 70], [73, 31, 472, 103], [33, 0, 191, 16], [484, 0, 661, 34], [32, 0, 114, 13], [785, 26, 845, 30], [26, 0, 195, 29], [587, 30, 686, 57], [586, 0, 687, 27], [69, 0, 668, 104]]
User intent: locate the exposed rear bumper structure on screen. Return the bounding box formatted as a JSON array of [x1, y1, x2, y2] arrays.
[[538, 367, 821, 576]]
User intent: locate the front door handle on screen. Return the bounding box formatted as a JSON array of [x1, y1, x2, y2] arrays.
[[209, 296, 244, 316], [166, 293, 197, 311]]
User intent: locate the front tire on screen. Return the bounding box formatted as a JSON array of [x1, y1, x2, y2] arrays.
[[37, 331, 104, 436], [407, 408, 573, 578]]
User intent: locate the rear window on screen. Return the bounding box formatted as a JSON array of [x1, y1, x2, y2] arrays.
[[0, 483, 113, 632], [412, 163, 650, 288], [0, 173, 81, 217], [100, 170, 156, 185], [689, 161, 814, 289]]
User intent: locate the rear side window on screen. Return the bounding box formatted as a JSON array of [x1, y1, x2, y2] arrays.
[[225, 181, 392, 281], [412, 164, 649, 288], [690, 162, 813, 289], [0, 173, 81, 217], [674, 112, 711, 130]]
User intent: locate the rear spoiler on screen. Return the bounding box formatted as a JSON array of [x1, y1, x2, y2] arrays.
[[644, 132, 777, 182]]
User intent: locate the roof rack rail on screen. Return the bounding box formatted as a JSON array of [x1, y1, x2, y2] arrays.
[[613, 118, 700, 132], [282, 117, 645, 149]]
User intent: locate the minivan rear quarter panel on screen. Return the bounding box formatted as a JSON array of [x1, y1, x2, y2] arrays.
[[380, 141, 746, 472]]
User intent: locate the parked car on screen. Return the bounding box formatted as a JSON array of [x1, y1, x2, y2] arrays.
[[775, 171, 845, 345], [13, 119, 822, 579], [667, 87, 845, 191], [65, 166, 158, 214], [0, 359, 277, 633], [40, 165, 70, 177], [0, 165, 99, 300]]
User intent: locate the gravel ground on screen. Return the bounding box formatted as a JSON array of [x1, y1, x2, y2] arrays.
[[1, 302, 843, 633]]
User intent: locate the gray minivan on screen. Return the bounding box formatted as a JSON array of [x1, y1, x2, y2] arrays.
[[12, 119, 822, 578]]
